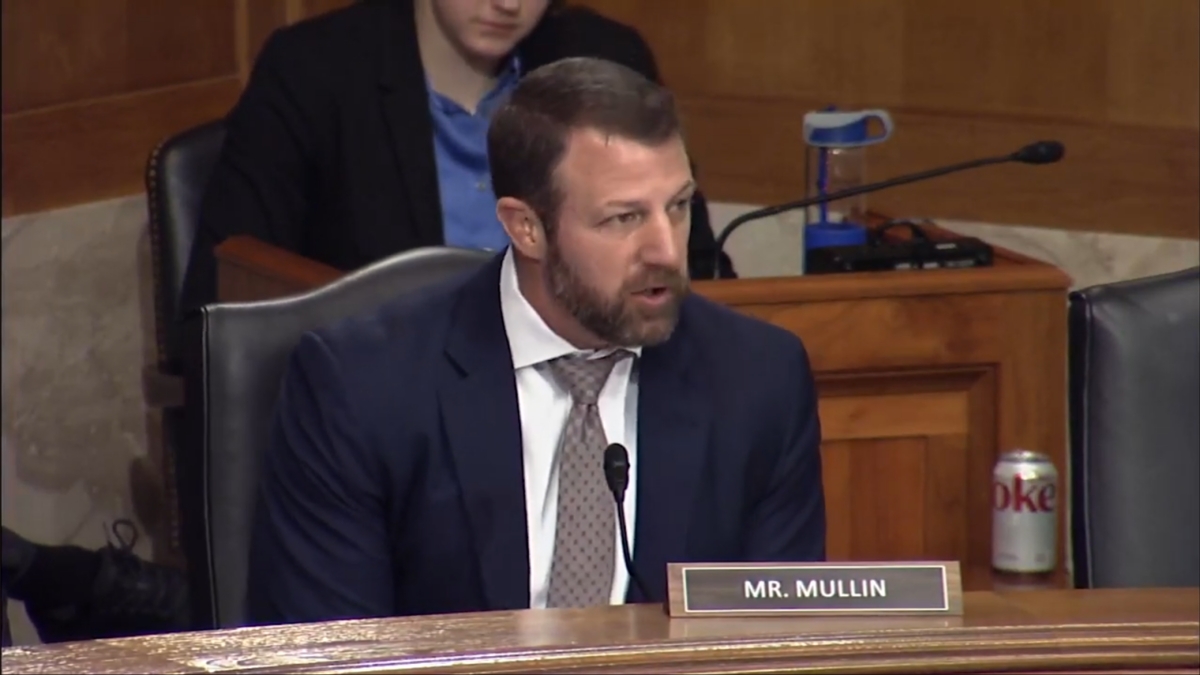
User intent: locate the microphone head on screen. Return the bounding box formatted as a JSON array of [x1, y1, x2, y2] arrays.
[[603, 443, 630, 497], [1012, 140, 1065, 165]]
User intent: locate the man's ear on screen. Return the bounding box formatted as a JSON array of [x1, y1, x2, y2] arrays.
[[497, 197, 547, 261]]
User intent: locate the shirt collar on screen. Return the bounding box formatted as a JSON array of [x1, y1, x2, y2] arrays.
[[498, 248, 641, 370], [425, 52, 522, 115]]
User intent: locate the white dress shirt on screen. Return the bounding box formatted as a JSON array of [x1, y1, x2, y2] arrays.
[[498, 248, 640, 608]]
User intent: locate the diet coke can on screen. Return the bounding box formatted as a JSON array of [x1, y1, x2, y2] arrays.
[[992, 449, 1058, 574]]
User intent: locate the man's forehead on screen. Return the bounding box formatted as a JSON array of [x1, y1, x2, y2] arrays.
[[558, 128, 691, 192], [563, 127, 681, 159]]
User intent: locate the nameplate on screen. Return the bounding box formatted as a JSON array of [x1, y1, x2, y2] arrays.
[[666, 561, 962, 618]]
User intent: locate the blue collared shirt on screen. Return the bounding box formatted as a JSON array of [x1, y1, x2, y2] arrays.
[[427, 58, 521, 251]]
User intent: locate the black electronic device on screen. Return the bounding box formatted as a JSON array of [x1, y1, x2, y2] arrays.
[[806, 219, 994, 274]]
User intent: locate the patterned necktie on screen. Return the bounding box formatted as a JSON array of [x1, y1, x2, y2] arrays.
[[543, 350, 632, 608]]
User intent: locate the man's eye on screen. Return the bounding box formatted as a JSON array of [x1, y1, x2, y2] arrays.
[[614, 212, 640, 224]]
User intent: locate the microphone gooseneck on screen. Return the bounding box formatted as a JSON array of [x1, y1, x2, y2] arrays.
[[603, 443, 651, 602], [710, 140, 1066, 278]]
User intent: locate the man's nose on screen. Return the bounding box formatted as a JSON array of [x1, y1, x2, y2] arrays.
[[638, 212, 685, 269]]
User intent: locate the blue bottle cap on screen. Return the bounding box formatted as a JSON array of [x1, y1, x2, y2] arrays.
[[804, 110, 894, 149]]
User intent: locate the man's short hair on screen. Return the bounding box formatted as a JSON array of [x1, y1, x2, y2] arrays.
[[487, 57, 682, 231]]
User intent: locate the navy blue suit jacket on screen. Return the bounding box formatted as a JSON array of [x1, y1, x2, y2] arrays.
[[247, 254, 825, 625]]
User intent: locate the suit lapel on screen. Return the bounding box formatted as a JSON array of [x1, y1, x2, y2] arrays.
[[440, 255, 530, 610], [378, 0, 444, 247], [629, 299, 712, 602]]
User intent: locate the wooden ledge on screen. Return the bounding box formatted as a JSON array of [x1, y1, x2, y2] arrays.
[[3, 588, 1194, 674], [214, 216, 1072, 309]]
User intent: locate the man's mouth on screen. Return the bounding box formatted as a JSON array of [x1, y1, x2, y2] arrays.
[[634, 286, 668, 298]]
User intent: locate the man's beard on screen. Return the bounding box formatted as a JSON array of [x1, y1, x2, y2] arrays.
[[544, 239, 689, 348]]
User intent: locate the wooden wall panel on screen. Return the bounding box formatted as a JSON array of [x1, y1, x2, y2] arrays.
[[818, 368, 992, 572], [1, 1, 236, 114], [724, 277, 1063, 584], [0, 0, 350, 217], [1106, 0, 1200, 130], [238, 0, 289, 82], [2, 77, 244, 217], [580, 0, 1200, 239]]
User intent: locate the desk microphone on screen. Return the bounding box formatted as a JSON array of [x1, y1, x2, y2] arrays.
[[710, 140, 1066, 278], [603, 443, 651, 602]]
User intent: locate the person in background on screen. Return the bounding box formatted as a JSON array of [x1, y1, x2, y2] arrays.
[[181, 0, 735, 313], [0, 522, 189, 646]]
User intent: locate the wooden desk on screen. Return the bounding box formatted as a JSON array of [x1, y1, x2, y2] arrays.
[[210, 224, 1071, 589], [3, 588, 1196, 674]]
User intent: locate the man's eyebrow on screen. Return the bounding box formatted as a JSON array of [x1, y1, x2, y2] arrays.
[[600, 180, 697, 210], [671, 180, 697, 200], [602, 198, 645, 210]]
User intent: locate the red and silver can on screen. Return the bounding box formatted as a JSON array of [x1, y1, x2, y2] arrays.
[[992, 449, 1059, 574]]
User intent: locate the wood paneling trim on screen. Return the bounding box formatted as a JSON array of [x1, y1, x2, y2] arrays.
[[820, 391, 969, 440], [695, 265, 1069, 305], [217, 235, 341, 287], [965, 368, 999, 568], [1, 78, 242, 217], [816, 368, 986, 398]]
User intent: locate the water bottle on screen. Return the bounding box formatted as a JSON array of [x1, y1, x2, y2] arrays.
[[802, 108, 894, 253]]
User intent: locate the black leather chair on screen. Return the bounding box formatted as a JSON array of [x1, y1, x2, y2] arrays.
[[147, 120, 227, 368], [179, 246, 492, 629], [143, 120, 227, 563], [1068, 266, 1200, 589]]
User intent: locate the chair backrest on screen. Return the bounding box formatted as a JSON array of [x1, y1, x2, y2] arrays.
[[1068, 266, 1200, 589], [146, 120, 227, 372], [179, 246, 492, 629]]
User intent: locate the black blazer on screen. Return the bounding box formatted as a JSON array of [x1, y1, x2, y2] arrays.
[[183, 0, 735, 312]]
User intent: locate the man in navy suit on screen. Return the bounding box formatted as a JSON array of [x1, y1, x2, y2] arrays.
[[247, 57, 826, 626]]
